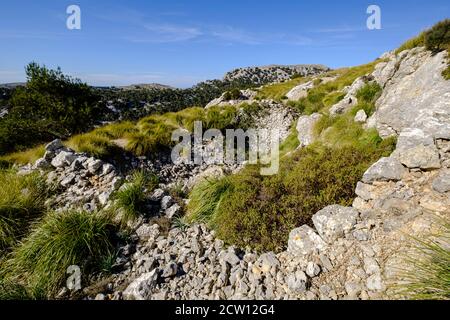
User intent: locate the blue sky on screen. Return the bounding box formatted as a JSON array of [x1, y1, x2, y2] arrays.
[[0, 0, 448, 87]]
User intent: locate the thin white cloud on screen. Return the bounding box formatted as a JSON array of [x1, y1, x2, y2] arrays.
[[311, 26, 366, 33]]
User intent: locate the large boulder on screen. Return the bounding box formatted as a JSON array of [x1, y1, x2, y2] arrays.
[[51, 151, 76, 168], [312, 205, 359, 243], [122, 269, 159, 300], [296, 113, 322, 148], [362, 157, 406, 183], [286, 81, 314, 101], [45, 139, 63, 152], [288, 225, 327, 256], [354, 110, 368, 123]]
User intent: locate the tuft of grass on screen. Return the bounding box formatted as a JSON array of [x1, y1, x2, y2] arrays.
[[114, 170, 158, 223], [0, 210, 117, 298], [393, 220, 450, 300], [66, 132, 118, 159], [124, 132, 159, 157], [0, 170, 52, 251], [0, 145, 45, 166], [187, 177, 233, 224], [173, 216, 190, 231], [95, 121, 138, 139]]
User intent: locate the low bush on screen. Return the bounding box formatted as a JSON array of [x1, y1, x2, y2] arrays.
[[0, 210, 117, 298], [211, 141, 394, 252], [396, 19, 449, 54], [424, 19, 450, 52], [223, 89, 242, 101]]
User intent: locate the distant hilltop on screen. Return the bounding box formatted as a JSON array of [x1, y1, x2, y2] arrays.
[[118, 83, 175, 90], [224, 64, 331, 85]]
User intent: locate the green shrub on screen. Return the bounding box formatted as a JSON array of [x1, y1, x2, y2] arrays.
[[424, 19, 450, 52], [395, 19, 450, 54], [114, 170, 158, 223], [0, 210, 117, 298], [349, 82, 382, 117], [0, 63, 105, 155], [393, 220, 450, 300], [223, 89, 242, 101], [0, 170, 52, 250]]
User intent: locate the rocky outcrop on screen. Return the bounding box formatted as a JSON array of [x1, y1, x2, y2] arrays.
[[329, 76, 373, 116], [296, 113, 322, 148], [369, 47, 450, 139], [32, 140, 123, 211], [205, 89, 257, 108]]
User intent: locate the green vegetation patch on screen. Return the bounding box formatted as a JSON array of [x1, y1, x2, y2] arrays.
[[255, 77, 311, 101], [0, 170, 53, 251], [288, 62, 379, 115], [187, 138, 394, 252]]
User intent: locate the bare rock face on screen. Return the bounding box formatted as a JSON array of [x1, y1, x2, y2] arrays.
[[371, 47, 450, 139], [296, 113, 322, 148]]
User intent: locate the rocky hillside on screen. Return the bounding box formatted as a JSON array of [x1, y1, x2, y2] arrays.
[[224, 64, 330, 86], [0, 20, 449, 301]]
